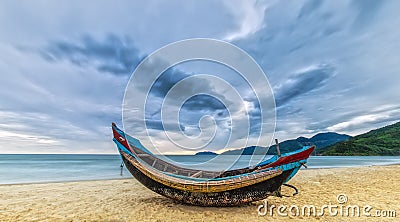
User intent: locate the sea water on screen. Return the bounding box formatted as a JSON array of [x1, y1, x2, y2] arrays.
[[0, 154, 399, 184], [0, 154, 131, 185]]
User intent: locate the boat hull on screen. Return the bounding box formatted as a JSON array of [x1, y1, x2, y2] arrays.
[[111, 123, 312, 206], [121, 150, 295, 207]]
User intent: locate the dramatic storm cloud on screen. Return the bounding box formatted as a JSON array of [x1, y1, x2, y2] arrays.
[[38, 35, 143, 75], [0, 0, 399, 153], [274, 63, 336, 107]]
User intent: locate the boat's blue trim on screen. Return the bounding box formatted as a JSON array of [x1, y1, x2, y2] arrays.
[[257, 155, 279, 166], [285, 166, 301, 183], [113, 125, 153, 155], [125, 134, 154, 155]]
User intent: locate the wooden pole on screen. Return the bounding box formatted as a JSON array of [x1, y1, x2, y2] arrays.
[[275, 139, 281, 156]]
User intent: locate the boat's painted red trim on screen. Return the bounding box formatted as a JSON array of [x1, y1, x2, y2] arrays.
[[261, 146, 315, 169], [112, 123, 133, 153]]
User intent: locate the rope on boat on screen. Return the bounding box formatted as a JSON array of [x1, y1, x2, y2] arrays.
[[120, 161, 124, 176], [281, 183, 299, 197], [274, 183, 299, 197]]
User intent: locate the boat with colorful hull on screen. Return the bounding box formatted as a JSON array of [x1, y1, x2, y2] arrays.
[[112, 123, 314, 206]]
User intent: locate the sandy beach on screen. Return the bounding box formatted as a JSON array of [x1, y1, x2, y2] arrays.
[[1, 165, 399, 222]]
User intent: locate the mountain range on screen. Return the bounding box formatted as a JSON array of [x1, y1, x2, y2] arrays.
[[197, 132, 351, 156], [195, 121, 400, 156]]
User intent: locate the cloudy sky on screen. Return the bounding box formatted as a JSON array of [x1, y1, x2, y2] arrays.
[[0, 0, 399, 154]]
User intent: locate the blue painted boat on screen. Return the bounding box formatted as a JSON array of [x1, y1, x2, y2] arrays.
[[112, 123, 314, 206]]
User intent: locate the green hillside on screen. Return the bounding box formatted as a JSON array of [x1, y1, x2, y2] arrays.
[[322, 122, 400, 156]]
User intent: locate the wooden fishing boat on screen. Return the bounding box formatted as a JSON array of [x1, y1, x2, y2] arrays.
[[112, 123, 314, 206]]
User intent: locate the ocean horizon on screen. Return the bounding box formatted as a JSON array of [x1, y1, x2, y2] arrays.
[[1, 154, 399, 185]]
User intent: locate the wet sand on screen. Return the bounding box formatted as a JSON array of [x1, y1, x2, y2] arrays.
[[1, 165, 399, 221]]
